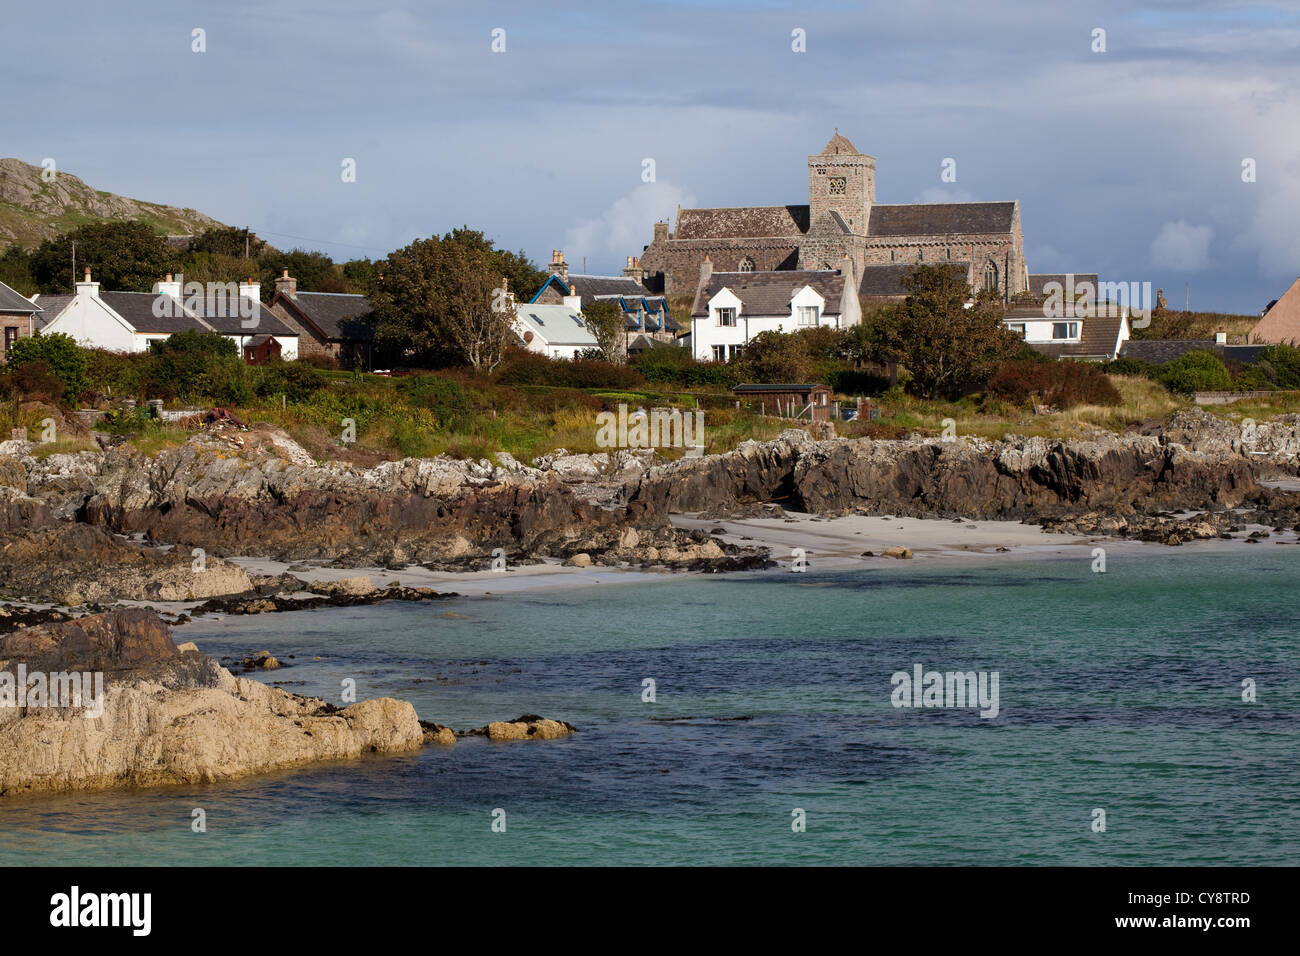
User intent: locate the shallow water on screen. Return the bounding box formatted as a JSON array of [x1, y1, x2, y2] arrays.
[[3, 550, 1297, 866]]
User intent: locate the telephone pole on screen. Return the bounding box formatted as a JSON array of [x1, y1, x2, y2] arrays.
[[71, 240, 77, 289]]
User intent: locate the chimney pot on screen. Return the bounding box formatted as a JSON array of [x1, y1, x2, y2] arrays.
[[84, 268, 91, 281]]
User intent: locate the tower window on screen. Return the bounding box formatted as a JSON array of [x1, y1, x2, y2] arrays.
[[738, 257, 754, 273], [829, 177, 846, 195]]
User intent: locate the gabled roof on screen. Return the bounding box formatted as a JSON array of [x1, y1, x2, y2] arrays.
[[867, 202, 1017, 238], [513, 303, 598, 347], [0, 281, 39, 314], [31, 293, 73, 328], [1020, 311, 1127, 360], [818, 131, 861, 156], [692, 270, 846, 318], [859, 262, 970, 296], [196, 303, 298, 337], [277, 291, 373, 341], [675, 205, 810, 239], [99, 292, 213, 334]]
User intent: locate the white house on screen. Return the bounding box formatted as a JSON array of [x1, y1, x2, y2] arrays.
[[32, 270, 298, 359], [686, 257, 862, 362], [508, 284, 601, 359]]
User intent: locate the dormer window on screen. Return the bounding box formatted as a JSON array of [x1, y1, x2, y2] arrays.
[[797, 305, 820, 326], [738, 257, 754, 272], [718, 307, 737, 327]]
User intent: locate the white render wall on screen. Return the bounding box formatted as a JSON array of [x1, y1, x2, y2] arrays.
[[690, 285, 849, 361]]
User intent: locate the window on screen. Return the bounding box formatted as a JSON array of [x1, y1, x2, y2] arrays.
[[717, 307, 737, 327], [738, 257, 754, 273], [829, 177, 846, 195], [729, 345, 744, 361], [797, 305, 820, 326], [712, 345, 727, 361], [3, 327, 17, 352], [1008, 323, 1026, 337], [1052, 322, 1079, 340], [984, 263, 998, 292]]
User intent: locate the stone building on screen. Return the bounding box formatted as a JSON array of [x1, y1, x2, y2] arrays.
[[0, 280, 41, 361], [265, 270, 373, 370], [637, 131, 1029, 303]]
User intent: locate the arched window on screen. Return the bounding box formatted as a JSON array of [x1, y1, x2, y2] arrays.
[[738, 257, 754, 273], [983, 262, 998, 292]]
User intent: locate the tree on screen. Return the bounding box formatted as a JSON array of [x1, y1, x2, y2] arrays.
[[865, 265, 1021, 399], [187, 226, 266, 259], [581, 300, 625, 362], [0, 245, 35, 295], [367, 229, 542, 370], [31, 221, 177, 293], [258, 249, 347, 293], [6, 332, 88, 404], [1157, 350, 1231, 394]]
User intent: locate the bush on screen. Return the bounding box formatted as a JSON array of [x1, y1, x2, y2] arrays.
[[1100, 357, 1157, 378], [146, 331, 250, 405], [496, 350, 646, 389], [988, 360, 1122, 408], [2, 357, 65, 404], [297, 350, 339, 370], [398, 374, 475, 431], [1259, 344, 1300, 389], [630, 345, 740, 388], [6, 333, 88, 404], [254, 360, 328, 404], [1156, 350, 1232, 394]]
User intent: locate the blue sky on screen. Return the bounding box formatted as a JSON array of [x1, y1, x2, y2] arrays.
[[3, 0, 1299, 313]]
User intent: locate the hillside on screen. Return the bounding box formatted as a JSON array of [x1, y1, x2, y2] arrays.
[[0, 157, 224, 248]]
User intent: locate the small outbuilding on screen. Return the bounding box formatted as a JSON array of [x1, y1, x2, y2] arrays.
[[242, 334, 282, 365], [733, 383, 832, 421]]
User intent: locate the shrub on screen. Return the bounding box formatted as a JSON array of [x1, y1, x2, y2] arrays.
[[1259, 344, 1300, 389], [398, 374, 475, 431], [1100, 357, 1157, 378], [146, 331, 250, 405], [1156, 350, 1231, 394], [496, 350, 646, 389], [254, 360, 328, 404], [6, 333, 88, 404], [988, 360, 1122, 408], [2, 357, 65, 404], [297, 350, 340, 369]]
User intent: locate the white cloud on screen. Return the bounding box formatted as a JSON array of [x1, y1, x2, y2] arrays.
[[1150, 220, 1213, 272], [564, 181, 695, 272], [1239, 154, 1300, 279]]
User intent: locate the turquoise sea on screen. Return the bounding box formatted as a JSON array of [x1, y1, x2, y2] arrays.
[[2, 550, 1297, 866]]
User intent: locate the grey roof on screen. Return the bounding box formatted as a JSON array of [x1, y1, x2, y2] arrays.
[[279, 292, 374, 341], [1029, 274, 1099, 297], [859, 262, 969, 296], [1119, 340, 1269, 364], [99, 292, 212, 334], [564, 274, 648, 307], [31, 293, 73, 328], [692, 270, 846, 318], [0, 281, 39, 314], [197, 303, 298, 337], [513, 303, 598, 347], [675, 205, 810, 239], [867, 202, 1017, 237]]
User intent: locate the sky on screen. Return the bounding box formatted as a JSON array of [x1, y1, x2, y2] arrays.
[[3, 0, 1299, 313]]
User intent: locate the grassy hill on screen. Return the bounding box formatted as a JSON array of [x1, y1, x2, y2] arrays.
[[0, 157, 223, 248]]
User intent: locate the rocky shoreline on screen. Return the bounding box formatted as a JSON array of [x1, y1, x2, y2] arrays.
[[0, 608, 575, 797], [1, 407, 1298, 612]]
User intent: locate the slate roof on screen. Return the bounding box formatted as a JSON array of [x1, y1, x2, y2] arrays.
[[99, 292, 212, 334], [280, 292, 374, 341], [563, 274, 648, 307], [198, 304, 298, 337], [692, 270, 846, 318], [675, 205, 810, 239], [866, 202, 1017, 238], [30, 294, 72, 328], [1029, 274, 1099, 297], [513, 303, 598, 347], [859, 262, 970, 296], [1119, 340, 1269, 365], [0, 281, 39, 313]]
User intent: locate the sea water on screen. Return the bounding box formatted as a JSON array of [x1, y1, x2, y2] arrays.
[[2, 550, 1297, 866]]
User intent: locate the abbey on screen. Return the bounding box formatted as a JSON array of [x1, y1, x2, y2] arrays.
[[637, 131, 1029, 302]]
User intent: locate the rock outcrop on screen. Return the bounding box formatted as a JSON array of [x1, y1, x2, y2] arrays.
[[0, 609, 423, 796]]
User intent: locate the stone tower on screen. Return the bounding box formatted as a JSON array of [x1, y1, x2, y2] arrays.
[[807, 130, 875, 235]]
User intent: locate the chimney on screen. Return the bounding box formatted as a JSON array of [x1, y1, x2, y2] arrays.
[[623, 255, 642, 281], [653, 221, 669, 242], [1215, 327, 1227, 345], [547, 248, 569, 281], [241, 276, 261, 302], [153, 272, 182, 299], [699, 254, 713, 285], [275, 269, 297, 298], [76, 267, 100, 298], [562, 282, 582, 312]]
